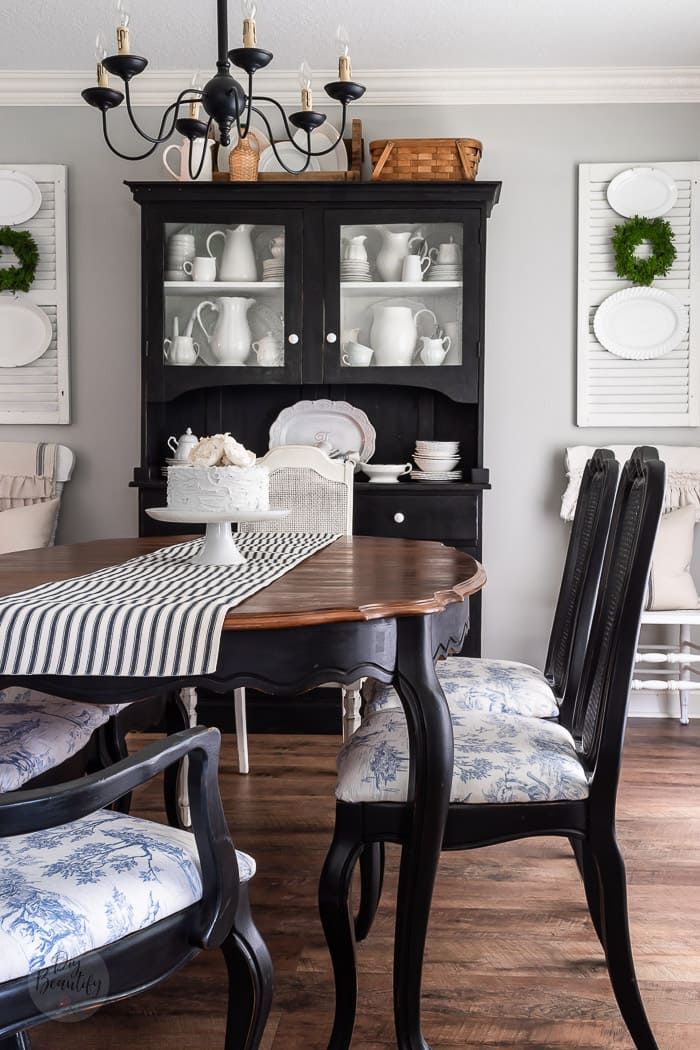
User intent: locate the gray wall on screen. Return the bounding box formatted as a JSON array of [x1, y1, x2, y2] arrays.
[[1, 102, 699, 666]]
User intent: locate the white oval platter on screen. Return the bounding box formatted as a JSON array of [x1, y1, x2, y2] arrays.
[[606, 167, 677, 218], [269, 398, 376, 463], [259, 142, 321, 174], [293, 125, 348, 172], [146, 507, 290, 525], [0, 295, 52, 367], [0, 171, 42, 225], [593, 287, 688, 360]]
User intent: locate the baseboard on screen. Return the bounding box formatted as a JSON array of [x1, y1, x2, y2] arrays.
[[628, 691, 698, 720]]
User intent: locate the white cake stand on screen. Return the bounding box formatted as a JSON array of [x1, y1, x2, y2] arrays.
[[145, 508, 290, 565]]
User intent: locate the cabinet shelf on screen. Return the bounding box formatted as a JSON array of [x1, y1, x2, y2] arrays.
[[340, 281, 461, 295], [164, 281, 283, 295]]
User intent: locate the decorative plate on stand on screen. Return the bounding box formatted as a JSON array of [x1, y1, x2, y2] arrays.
[[593, 287, 688, 359], [145, 508, 290, 565], [269, 398, 376, 463]]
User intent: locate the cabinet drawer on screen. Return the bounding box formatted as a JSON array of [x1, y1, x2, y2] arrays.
[[354, 488, 479, 543]]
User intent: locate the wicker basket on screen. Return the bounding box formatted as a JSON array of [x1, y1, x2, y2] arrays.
[[229, 133, 260, 181], [370, 137, 482, 182]]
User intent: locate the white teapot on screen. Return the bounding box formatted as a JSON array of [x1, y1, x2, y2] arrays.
[[167, 427, 199, 461]]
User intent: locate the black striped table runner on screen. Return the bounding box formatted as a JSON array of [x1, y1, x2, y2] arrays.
[[0, 533, 338, 677]]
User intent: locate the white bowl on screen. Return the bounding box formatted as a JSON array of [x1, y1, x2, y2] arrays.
[[361, 462, 412, 484], [414, 456, 461, 471]]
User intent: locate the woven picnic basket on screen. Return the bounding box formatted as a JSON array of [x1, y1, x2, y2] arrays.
[[369, 137, 482, 182]]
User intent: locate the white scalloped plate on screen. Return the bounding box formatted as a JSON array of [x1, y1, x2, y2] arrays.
[[0, 171, 42, 225], [269, 398, 376, 464], [0, 295, 52, 367], [606, 167, 677, 218], [593, 287, 688, 360]]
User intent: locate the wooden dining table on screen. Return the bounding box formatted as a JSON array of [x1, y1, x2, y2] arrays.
[[0, 534, 485, 1050]]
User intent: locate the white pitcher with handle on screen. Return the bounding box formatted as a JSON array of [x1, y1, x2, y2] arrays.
[[196, 297, 256, 365], [206, 224, 257, 282], [376, 227, 425, 282], [370, 304, 437, 367], [162, 137, 215, 182]]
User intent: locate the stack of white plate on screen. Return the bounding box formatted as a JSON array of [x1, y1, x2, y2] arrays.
[[427, 264, 462, 283], [165, 232, 195, 281], [341, 260, 372, 282], [262, 257, 285, 282], [411, 440, 462, 481]]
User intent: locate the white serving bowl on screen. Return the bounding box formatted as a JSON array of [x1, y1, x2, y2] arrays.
[[414, 455, 461, 471], [361, 462, 412, 484]]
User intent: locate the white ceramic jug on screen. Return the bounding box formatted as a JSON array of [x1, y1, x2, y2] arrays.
[[376, 228, 423, 282], [164, 335, 200, 366], [206, 224, 257, 282], [369, 304, 437, 367], [344, 234, 368, 262], [196, 297, 255, 365], [162, 138, 215, 182]]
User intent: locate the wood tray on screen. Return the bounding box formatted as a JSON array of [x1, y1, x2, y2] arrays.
[[213, 118, 363, 183]]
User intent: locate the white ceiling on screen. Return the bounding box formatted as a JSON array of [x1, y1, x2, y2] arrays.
[[3, 0, 700, 71]]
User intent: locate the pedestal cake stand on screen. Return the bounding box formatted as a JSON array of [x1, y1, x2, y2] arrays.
[[145, 508, 290, 565]]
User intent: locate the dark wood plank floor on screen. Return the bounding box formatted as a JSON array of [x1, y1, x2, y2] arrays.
[[33, 719, 700, 1050]]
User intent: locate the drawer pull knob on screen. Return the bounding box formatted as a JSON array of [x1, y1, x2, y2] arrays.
[[393, 512, 405, 524], [326, 332, 337, 344], [288, 333, 299, 345]]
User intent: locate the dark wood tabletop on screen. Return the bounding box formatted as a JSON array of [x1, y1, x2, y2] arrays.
[[0, 535, 486, 631]]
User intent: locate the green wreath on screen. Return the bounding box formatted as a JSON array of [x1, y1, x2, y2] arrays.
[[612, 215, 676, 287], [0, 227, 39, 293]]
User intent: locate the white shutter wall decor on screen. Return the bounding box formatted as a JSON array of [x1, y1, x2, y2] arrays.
[[577, 161, 700, 427], [0, 164, 69, 423]]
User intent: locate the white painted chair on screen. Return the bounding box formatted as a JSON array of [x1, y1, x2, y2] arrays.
[[234, 444, 356, 772], [631, 610, 700, 724]]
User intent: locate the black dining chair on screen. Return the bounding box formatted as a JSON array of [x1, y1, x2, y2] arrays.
[[0, 726, 272, 1050], [365, 447, 619, 726], [354, 446, 620, 941], [320, 447, 664, 1050]]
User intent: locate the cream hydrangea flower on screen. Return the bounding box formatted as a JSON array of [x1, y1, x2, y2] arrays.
[[188, 434, 226, 467], [222, 434, 256, 468]]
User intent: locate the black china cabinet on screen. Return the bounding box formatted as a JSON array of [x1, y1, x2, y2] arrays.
[[128, 179, 501, 730]]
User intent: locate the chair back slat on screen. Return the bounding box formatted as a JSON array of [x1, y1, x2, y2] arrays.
[[546, 449, 619, 723], [573, 448, 665, 787]]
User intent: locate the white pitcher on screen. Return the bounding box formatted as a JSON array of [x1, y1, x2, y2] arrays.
[[370, 304, 437, 367], [162, 137, 215, 182], [196, 297, 256, 365], [376, 228, 424, 282], [206, 224, 257, 282]]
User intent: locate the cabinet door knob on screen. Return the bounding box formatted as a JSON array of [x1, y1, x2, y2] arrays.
[[393, 512, 405, 524], [287, 333, 299, 345], [326, 332, 337, 344]]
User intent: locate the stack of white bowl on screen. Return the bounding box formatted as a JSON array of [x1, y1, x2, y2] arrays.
[[411, 440, 462, 481], [166, 232, 195, 281]]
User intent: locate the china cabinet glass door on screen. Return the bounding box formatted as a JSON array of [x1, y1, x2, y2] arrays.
[[321, 208, 480, 400], [153, 209, 303, 396]]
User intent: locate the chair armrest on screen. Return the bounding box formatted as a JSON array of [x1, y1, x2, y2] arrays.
[[0, 727, 237, 948]]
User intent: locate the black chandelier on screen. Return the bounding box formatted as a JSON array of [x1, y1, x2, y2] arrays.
[[82, 0, 366, 177]]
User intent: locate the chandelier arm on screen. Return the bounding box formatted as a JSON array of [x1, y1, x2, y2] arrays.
[[252, 96, 348, 157], [188, 117, 215, 180], [233, 75, 255, 141], [100, 110, 162, 161], [123, 82, 202, 144], [249, 107, 313, 175]]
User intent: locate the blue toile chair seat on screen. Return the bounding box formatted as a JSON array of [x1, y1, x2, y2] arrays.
[[365, 657, 559, 720], [0, 687, 112, 791], [336, 707, 588, 806], [0, 808, 255, 983]]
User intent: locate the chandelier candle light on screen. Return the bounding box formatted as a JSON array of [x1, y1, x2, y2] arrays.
[[81, 0, 365, 177]]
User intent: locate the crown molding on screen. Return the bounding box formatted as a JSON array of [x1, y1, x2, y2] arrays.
[[2, 66, 700, 107]]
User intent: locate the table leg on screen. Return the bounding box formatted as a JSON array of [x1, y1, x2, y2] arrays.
[[393, 615, 453, 1050]]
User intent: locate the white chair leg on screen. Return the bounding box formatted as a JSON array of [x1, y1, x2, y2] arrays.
[[680, 623, 691, 725], [342, 682, 362, 742], [177, 686, 198, 828], [234, 687, 250, 774]]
